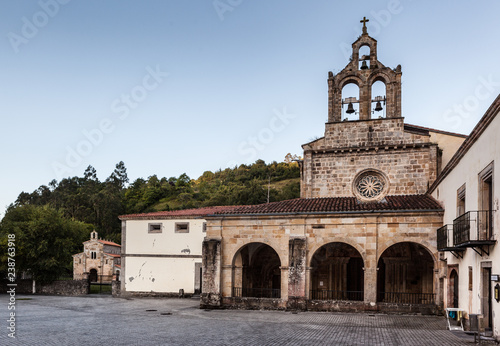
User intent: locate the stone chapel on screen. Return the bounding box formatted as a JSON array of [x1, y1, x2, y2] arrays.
[[200, 19, 467, 312]]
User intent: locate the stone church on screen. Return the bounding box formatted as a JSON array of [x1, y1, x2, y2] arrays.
[[73, 230, 121, 283], [200, 20, 467, 312]]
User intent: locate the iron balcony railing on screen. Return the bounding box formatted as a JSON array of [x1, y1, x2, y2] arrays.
[[437, 224, 453, 250], [453, 210, 494, 246], [309, 289, 363, 301], [378, 292, 435, 304], [232, 287, 281, 299]]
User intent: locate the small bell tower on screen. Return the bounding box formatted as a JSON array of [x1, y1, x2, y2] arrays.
[[328, 17, 402, 122]]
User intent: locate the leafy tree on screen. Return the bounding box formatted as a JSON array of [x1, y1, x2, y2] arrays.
[[0, 205, 92, 283]]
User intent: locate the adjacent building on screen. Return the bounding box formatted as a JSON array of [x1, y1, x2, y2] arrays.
[[73, 230, 121, 283], [430, 95, 500, 336], [118, 206, 235, 296]]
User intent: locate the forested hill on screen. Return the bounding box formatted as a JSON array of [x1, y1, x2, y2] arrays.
[[4, 158, 300, 243]]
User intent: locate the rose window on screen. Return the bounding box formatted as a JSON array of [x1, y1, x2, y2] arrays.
[[356, 174, 384, 198], [352, 170, 389, 201]]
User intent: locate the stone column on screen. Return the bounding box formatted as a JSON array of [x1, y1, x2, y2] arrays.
[[287, 237, 307, 310], [200, 238, 222, 309]]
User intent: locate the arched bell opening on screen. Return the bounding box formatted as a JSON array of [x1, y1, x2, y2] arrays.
[[377, 242, 435, 304], [232, 243, 281, 299], [371, 80, 386, 117], [341, 83, 360, 121], [310, 242, 364, 301], [358, 45, 371, 70]]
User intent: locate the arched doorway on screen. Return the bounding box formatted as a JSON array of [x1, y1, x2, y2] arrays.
[[377, 242, 435, 304], [449, 269, 459, 308], [89, 269, 98, 282], [310, 243, 364, 301], [232, 243, 281, 298]]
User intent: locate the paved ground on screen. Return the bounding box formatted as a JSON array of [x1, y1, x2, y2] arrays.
[[0, 294, 490, 345]]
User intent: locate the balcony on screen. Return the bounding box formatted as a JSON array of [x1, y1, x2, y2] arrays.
[[453, 210, 495, 256], [437, 224, 465, 258]]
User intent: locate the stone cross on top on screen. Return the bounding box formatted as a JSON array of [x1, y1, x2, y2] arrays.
[[360, 16, 369, 34]]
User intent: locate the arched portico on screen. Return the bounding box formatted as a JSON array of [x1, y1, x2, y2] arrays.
[[232, 242, 282, 298], [377, 242, 435, 304], [310, 242, 364, 301]]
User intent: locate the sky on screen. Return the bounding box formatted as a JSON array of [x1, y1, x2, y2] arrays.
[[1, 0, 500, 219]]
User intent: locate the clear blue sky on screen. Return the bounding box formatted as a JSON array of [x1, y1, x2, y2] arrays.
[[1, 0, 500, 218]]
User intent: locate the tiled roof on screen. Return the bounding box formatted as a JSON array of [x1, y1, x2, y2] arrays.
[[213, 195, 442, 215], [105, 253, 121, 258], [429, 94, 500, 193], [119, 205, 239, 220], [98, 240, 121, 247], [404, 123, 468, 138]]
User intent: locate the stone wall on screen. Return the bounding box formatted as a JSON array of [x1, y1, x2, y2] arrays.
[[0, 279, 89, 295], [302, 145, 438, 198], [203, 210, 444, 312], [301, 118, 439, 198]]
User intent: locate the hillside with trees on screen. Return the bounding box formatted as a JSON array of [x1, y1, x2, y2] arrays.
[[1, 158, 300, 244], [0, 158, 300, 282]]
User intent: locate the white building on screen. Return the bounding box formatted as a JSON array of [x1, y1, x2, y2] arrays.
[[430, 94, 500, 339], [119, 206, 235, 296]]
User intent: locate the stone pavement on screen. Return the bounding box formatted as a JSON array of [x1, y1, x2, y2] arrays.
[[0, 295, 489, 345]]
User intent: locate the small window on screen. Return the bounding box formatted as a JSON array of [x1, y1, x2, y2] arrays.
[[175, 222, 189, 233], [148, 223, 162, 234], [91, 251, 97, 259], [202, 222, 207, 233], [106, 259, 108, 265], [469, 266, 473, 291], [457, 184, 466, 217]]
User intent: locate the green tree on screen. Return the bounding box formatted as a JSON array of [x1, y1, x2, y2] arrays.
[[0, 205, 92, 283]]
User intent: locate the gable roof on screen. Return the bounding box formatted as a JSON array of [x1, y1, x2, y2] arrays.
[[119, 205, 240, 220], [99, 240, 121, 247], [211, 194, 442, 216], [404, 123, 467, 138], [429, 94, 500, 193]]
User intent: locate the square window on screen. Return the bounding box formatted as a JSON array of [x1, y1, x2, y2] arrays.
[[175, 222, 189, 233], [148, 223, 162, 234]]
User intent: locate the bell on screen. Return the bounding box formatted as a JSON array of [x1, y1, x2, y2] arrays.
[[346, 102, 355, 114], [374, 101, 383, 112], [360, 60, 368, 70]]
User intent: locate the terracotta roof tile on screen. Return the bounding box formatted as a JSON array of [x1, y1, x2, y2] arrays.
[[98, 240, 121, 247], [119, 205, 240, 220], [213, 195, 442, 215], [104, 253, 121, 258]]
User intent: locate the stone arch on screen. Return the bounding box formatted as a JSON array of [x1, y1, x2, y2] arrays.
[[377, 240, 437, 266], [358, 44, 371, 70], [89, 268, 98, 282], [231, 242, 282, 298], [377, 242, 435, 304], [230, 240, 285, 268], [338, 75, 364, 90], [308, 239, 366, 268], [309, 242, 364, 301]]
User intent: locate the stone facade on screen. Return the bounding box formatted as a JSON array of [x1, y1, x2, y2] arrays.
[[73, 230, 121, 283], [201, 20, 466, 313]]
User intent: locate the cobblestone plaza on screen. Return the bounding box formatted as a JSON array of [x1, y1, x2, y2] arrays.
[[0, 295, 482, 345]]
